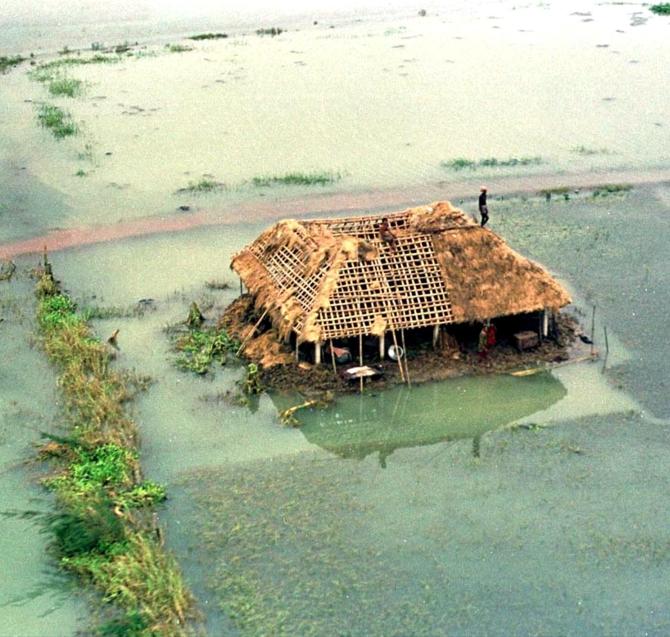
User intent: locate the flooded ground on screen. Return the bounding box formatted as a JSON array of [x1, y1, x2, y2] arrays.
[[1, 0, 669, 635]]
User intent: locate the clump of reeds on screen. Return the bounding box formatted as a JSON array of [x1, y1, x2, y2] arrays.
[[650, 3, 670, 15], [441, 156, 542, 171], [48, 76, 83, 98], [256, 27, 283, 36], [189, 33, 229, 40], [0, 55, 25, 73], [36, 104, 78, 138], [176, 178, 225, 194], [251, 171, 341, 187], [592, 184, 632, 197], [166, 44, 193, 53], [34, 265, 195, 636]]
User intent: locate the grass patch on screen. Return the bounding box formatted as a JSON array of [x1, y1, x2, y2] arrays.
[[256, 27, 283, 36], [48, 76, 84, 98], [75, 169, 87, 177], [81, 303, 151, 320], [0, 55, 26, 73], [441, 156, 543, 170], [33, 264, 194, 635], [189, 32, 229, 40], [571, 145, 612, 156], [31, 54, 120, 79], [176, 179, 225, 194], [650, 4, 670, 15], [37, 104, 78, 139], [592, 183, 632, 197], [166, 44, 193, 53], [251, 171, 341, 187], [539, 186, 572, 201]]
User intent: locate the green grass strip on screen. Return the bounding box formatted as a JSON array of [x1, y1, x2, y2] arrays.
[[35, 266, 195, 636], [36, 104, 78, 139], [251, 171, 341, 187], [650, 4, 670, 15]]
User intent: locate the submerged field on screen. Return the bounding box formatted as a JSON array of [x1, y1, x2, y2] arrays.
[[1, 0, 670, 635]]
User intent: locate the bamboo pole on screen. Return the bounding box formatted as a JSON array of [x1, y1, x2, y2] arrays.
[[329, 339, 337, 375], [236, 307, 269, 356], [389, 327, 405, 383], [359, 333, 364, 393], [590, 305, 596, 357], [401, 328, 411, 387]]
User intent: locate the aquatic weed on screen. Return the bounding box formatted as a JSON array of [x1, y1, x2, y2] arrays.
[[189, 33, 229, 40], [441, 156, 542, 170], [0, 55, 25, 73], [650, 4, 670, 15], [48, 76, 84, 98], [166, 44, 193, 53], [251, 171, 340, 187], [176, 178, 224, 194]]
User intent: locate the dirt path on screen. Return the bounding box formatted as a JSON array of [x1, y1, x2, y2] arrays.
[[2, 167, 669, 259]]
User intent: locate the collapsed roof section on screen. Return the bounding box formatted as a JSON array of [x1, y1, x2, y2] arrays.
[[230, 201, 571, 343]]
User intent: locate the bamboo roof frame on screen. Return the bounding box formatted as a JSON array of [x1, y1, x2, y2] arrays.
[[231, 201, 571, 343]]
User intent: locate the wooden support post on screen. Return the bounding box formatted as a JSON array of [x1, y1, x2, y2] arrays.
[[432, 324, 440, 349], [329, 339, 337, 374], [379, 333, 386, 360], [359, 334, 364, 393], [390, 328, 405, 383], [239, 278, 243, 296], [542, 310, 549, 338], [314, 341, 322, 365], [295, 338, 300, 362], [590, 305, 596, 357], [401, 328, 411, 386]]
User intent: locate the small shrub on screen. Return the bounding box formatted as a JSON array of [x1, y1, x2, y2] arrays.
[[0, 55, 25, 73]]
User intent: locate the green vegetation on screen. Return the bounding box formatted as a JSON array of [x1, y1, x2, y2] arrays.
[[173, 325, 239, 375], [34, 54, 120, 75], [592, 183, 632, 197], [256, 27, 284, 36], [176, 178, 225, 194], [37, 104, 78, 139], [650, 4, 670, 15], [539, 186, 572, 201], [81, 303, 150, 319], [48, 76, 84, 97], [441, 156, 543, 171], [75, 169, 87, 177], [571, 145, 612, 156], [241, 363, 263, 395], [34, 263, 194, 636], [251, 171, 341, 187], [189, 33, 229, 40], [0, 55, 25, 73], [166, 44, 193, 53]]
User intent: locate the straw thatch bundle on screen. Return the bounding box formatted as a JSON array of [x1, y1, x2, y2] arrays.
[[231, 201, 570, 343]]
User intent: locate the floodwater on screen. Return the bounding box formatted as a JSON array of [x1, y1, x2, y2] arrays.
[[1, 1, 670, 635]]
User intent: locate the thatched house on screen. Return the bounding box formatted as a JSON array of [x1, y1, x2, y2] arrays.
[[231, 201, 571, 363]]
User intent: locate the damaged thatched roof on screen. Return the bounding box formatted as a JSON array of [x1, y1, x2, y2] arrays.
[[231, 201, 571, 343]]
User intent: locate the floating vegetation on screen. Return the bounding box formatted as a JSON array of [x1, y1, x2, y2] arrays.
[[0, 55, 25, 73], [166, 44, 194, 53], [592, 183, 632, 197], [650, 4, 670, 15], [74, 169, 87, 177], [80, 303, 151, 320], [172, 319, 239, 375], [251, 171, 341, 187], [176, 178, 225, 194], [256, 27, 284, 36], [441, 156, 543, 170], [36, 54, 120, 72], [33, 262, 195, 635], [37, 104, 78, 139], [189, 32, 229, 40], [48, 76, 84, 98], [539, 186, 572, 201], [570, 145, 612, 156], [204, 280, 231, 290], [240, 363, 263, 395]]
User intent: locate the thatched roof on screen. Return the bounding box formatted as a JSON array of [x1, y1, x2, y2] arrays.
[[231, 201, 571, 343]]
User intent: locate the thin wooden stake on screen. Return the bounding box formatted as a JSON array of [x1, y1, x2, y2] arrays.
[[359, 333, 364, 393], [603, 325, 609, 356], [236, 308, 269, 356], [390, 328, 405, 383], [329, 339, 337, 375], [590, 305, 596, 357], [401, 328, 411, 386]]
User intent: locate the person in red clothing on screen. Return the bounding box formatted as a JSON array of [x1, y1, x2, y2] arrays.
[[486, 322, 497, 349]]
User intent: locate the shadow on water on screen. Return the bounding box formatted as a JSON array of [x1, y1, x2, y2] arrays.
[[273, 373, 566, 467]]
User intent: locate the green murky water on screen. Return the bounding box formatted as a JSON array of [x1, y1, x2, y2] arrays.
[[1, 1, 670, 635]]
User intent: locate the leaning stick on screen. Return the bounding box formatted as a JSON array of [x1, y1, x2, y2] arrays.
[[236, 307, 269, 356], [401, 328, 411, 386], [359, 333, 364, 393], [329, 338, 337, 374]]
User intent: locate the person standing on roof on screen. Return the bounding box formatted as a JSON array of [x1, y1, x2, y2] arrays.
[[479, 186, 489, 227]]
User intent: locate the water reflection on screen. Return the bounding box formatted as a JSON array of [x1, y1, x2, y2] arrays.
[[274, 374, 566, 466]]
